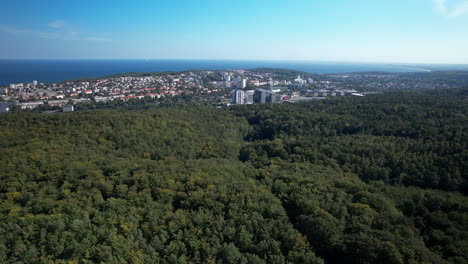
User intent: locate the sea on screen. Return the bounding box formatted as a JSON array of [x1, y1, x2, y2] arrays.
[[1, 59, 468, 86]]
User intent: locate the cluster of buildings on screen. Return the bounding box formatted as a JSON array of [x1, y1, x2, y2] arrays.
[[211, 72, 315, 89], [232, 89, 284, 105], [0, 98, 82, 113], [1, 70, 320, 111], [219, 74, 247, 89], [2, 73, 213, 102], [1, 69, 382, 112], [228, 74, 342, 105], [314, 72, 468, 91], [228, 74, 363, 105], [0, 71, 226, 112], [230, 87, 364, 105]]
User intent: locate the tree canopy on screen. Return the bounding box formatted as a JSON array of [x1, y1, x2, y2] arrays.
[[0, 88, 467, 263]]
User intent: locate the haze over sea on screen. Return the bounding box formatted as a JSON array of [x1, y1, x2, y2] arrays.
[[1, 59, 468, 86]]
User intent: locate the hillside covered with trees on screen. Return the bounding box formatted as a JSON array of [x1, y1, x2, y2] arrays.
[[0, 88, 467, 263]]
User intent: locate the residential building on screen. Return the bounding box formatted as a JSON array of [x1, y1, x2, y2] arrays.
[[232, 90, 245, 104], [244, 90, 254, 104]]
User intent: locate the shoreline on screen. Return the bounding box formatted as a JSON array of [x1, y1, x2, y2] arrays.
[[2, 60, 462, 86]]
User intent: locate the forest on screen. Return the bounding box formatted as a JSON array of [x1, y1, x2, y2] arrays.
[[0, 88, 467, 263]]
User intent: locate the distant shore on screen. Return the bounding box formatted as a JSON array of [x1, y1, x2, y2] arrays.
[[2, 59, 461, 86], [386, 65, 432, 72]]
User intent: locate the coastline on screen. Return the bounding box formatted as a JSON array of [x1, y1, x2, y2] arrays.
[[2, 59, 461, 86]]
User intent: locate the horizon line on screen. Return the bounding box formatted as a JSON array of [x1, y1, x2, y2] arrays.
[[0, 58, 467, 66]]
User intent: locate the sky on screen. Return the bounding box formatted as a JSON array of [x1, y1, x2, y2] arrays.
[[0, 0, 468, 64]]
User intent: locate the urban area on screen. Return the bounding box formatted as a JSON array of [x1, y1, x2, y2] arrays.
[[1, 69, 468, 113]]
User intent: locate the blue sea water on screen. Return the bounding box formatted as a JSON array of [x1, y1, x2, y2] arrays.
[[1, 59, 467, 86]]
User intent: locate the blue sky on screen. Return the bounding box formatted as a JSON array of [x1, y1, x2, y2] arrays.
[[1, 0, 468, 63]]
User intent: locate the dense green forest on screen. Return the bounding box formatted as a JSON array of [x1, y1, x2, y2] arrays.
[[0, 88, 467, 263]]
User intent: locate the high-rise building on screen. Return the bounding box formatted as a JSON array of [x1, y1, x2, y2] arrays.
[[32, 80, 38, 86], [232, 90, 245, 104], [241, 79, 247, 89], [254, 89, 268, 104], [244, 90, 254, 104], [234, 78, 247, 89]]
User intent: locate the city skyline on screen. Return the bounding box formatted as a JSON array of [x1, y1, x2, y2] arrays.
[[1, 0, 468, 64]]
